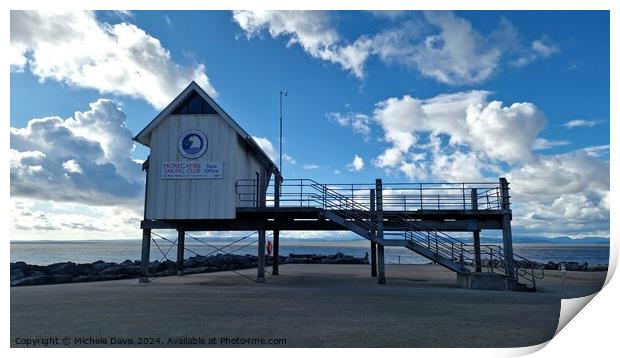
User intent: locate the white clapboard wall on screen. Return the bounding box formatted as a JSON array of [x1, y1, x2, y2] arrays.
[[145, 113, 267, 220]]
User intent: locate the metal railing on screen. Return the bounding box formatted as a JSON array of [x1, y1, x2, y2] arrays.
[[398, 227, 544, 288], [235, 177, 539, 288], [236, 179, 505, 211]]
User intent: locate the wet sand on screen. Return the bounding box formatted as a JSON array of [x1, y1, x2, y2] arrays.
[[10, 264, 607, 348]]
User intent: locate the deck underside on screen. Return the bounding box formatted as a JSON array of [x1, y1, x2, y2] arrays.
[[141, 207, 508, 232]]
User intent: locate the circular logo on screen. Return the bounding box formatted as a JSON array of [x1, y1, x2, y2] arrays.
[[178, 129, 208, 159]]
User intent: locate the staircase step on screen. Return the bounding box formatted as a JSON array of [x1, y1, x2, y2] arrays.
[[321, 210, 376, 242], [404, 242, 469, 274]]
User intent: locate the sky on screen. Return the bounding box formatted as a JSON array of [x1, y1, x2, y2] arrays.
[[9, 10, 610, 241]]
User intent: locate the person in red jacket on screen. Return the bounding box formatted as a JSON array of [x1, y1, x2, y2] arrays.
[[267, 240, 273, 258]]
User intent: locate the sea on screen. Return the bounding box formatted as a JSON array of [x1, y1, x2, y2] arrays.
[[10, 239, 610, 266]]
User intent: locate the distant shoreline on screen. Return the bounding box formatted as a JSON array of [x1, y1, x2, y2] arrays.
[[9, 239, 611, 246]]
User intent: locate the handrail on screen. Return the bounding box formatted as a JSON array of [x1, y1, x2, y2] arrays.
[[235, 178, 505, 211]]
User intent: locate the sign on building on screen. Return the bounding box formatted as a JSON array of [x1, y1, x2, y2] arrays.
[[161, 161, 223, 179]]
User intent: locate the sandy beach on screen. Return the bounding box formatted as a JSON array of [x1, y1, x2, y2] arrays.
[[10, 264, 607, 348]]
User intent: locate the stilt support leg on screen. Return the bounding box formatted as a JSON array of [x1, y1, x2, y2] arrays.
[[177, 229, 185, 276], [474, 230, 482, 273], [272, 230, 280, 275], [139, 228, 151, 283], [371, 241, 377, 277], [377, 244, 386, 285], [257, 230, 266, 283]]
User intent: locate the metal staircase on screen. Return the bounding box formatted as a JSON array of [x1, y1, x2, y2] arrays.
[[235, 178, 544, 290]]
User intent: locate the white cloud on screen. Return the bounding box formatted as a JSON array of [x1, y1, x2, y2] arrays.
[[512, 36, 560, 67], [303, 164, 320, 170], [252, 136, 295, 165], [532, 36, 560, 57], [563, 119, 604, 129], [10, 99, 144, 206], [62, 159, 83, 174], [368, 10, 408, 20], [10, 10, 216, 109], [401, 11, 504, 84], [10, 199, 143, 240], [233, 10, 370, 78], [335, 89, 608, 237], [233, 11, 554, 85], [347, 154, 365, 172], [580, 145, 610, 158], [532, 138, 571, 150], [507, 151, 609, 236], [327, 111, 371, 137], [371, 90, 549, 176]]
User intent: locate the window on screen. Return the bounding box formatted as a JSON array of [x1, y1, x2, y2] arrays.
[[172, 91, 218, 115]]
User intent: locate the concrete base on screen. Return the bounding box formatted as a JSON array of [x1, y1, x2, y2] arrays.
[[457, 272, 532, 292], [138, 277, 149, 283]]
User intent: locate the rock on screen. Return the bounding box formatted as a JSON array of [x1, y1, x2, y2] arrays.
[[544, 261, 558, 270], [100, 265, 140, 276], [11, 271, 50, 286], [46, 262, 78, 276], [587, 264, 608, 272], [91, 260, 111, 272], [76, 263, 93, 276], [10, 268, 27, 281], [11, 261, 29, 271], [47, 274, 73, 285]]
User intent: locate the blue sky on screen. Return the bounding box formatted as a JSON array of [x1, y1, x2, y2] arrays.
[[9, 10, 610, 240]]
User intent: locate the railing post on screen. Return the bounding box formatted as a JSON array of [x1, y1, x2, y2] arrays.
[[462, 183, 466, 209], [451, 242, 454, 261], [300, 179, 303, 207], [323, 185, 326, 209], [375, 179, 385, 285], [500, 178, 511, 211], [471, 188, 478, 211], [370, 189, 377, 278], [419, 183, 423, 210], [500, 178, 515, 278]]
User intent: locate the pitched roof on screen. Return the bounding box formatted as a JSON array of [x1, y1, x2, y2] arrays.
[[133, 81, 278, 173]]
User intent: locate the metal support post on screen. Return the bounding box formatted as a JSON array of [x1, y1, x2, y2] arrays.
[[370, 189, 377, 277], [273, 175, 281, 275], [376, 179, 386, 285], [471, 189, 482, 272], [500, 178, 515, 278]]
